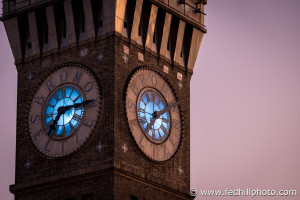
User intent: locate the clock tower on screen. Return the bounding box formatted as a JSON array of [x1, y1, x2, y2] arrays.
[[1, 0, 207, 199]]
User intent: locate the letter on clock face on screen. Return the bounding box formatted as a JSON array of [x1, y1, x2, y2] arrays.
[[126, 69, 181, 161], [60, 70, 68, 82], [29, 66, 101, 157]]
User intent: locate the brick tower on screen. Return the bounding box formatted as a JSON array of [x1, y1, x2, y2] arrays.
[[1, 0, 207, 199]]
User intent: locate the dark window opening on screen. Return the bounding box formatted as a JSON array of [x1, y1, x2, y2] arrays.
[[53, 1, 66, 47], [91, 0, 103, 36], [27, 42, 32, 49], [168, 15, 180, 59], [44, 24, 48, 44], [62, 17, 67, 38], [98, 20, 103, 27], [81, 11, 85, 32], [36, 7, 49, 50], [182, 23, 193, 66], [154, 8, 166, 53], [167, 38, 170, 51], [124, 0, 136, 38], [139, 0, 151, 45], [138, 24, 141, 36], [180, 50, 182, 57]]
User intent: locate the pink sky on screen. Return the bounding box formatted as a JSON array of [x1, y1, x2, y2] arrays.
[[191, 0, 300, 199], [1, 0, 300, 199]]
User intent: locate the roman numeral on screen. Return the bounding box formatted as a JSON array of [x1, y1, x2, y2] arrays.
[[152, 129, 156, 139], [158, 131, 163, 140], [161, 124, 167, 134], [162, 117, 169, 123], [138, 108, 145, 114], [154, 94, 159, 103], [53, 94, 60, 103], [61, 126, 67, 137], [145, 93, 151, 103], [72, 114, 82, 121], [73, 94, 80, 102], [139, 116, 147, 125], [61, 88, 66, 98], [47, 103, 55, 109], [75, 107, 83, 112], [44, 113, 54, 118], [69, 122, 75, 132]]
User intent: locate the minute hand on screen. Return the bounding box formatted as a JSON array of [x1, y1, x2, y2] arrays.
[[156, 102, 179, 118], [63, 99, 95, 111]]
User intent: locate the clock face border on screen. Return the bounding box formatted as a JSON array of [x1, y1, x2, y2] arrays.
[[125, 68, 182, 162], [28, 64, 102, 158]]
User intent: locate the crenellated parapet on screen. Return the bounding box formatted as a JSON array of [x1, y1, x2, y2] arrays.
[[1, 0, 206, 71]]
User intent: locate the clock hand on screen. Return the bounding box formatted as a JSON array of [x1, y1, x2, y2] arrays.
[[48, 100, 95, 136], [48, 100, 95, 135], [145, 118, 155, 133], [144, 102, 178, 133], [62, 99, 95, 111], [154, 102, 179, 119], [48, 108, 64, 135]]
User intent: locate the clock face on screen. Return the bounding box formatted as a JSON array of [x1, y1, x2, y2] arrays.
[[29, 66, 101, 157], [126, 69, 181, 162], [43, 85, 85, 140], [137, 88, 170, 143]]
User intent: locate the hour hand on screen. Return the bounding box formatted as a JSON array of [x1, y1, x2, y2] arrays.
[[145, 118, 156, 133], [47, 111, 63, 135], [48, 124, 55, 135]]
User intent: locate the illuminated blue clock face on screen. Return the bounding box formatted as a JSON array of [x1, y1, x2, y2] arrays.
[[137, 88, 170, 143], [43, 85, 85, 140]]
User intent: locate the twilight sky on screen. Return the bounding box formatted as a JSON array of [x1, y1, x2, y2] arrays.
[[1, 0, 300, 199]]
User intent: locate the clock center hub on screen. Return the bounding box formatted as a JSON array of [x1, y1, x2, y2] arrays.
[[54, 98, 75, 125]]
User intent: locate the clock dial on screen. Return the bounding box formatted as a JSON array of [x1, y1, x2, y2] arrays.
[[28, 66, 101, 157], [137, 88, 170, 143], [43, 85, 85, 139], [126, 69, 181, 162]]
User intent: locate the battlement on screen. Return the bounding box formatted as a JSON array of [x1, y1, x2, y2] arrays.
[[2, 0, 207, 71], [2, 0, 206, 26]]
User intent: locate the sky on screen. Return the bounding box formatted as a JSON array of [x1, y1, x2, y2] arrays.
[[1, 0, 300, 199]]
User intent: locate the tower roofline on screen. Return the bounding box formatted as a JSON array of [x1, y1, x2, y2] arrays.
[[1, 0, 207, 33]]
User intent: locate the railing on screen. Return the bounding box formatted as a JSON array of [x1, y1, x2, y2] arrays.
[[2, 0, 48, 15]]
